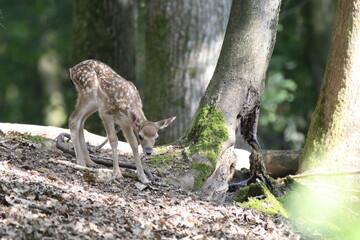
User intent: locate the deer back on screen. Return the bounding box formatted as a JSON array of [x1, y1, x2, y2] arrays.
[[70, 59, 144, 117]]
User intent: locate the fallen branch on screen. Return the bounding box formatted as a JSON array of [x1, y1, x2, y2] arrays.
[[55, 132, 154, 180], [288, 170, 360, 180], [48, 158, 137, 182]]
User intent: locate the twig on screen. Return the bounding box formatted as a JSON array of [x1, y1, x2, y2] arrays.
[[289, 170, 360, 179], [301, 182, 360, 194], [28, 205, 52, 215], [95, 125, 122, 150]]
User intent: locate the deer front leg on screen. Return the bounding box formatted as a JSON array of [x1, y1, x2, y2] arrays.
[[120, 123, 150, 184], [100, 112, 123, 180]]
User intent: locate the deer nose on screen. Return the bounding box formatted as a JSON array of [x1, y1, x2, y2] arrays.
[[144, 148, 153, 155]]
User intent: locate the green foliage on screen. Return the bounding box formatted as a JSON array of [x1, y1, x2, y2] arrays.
[[0, 0, 72, 127], [259, 0, 333, 149], [261, 71, 297, 131]]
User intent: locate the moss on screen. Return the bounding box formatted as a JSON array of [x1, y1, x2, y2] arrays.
[[150, 155, 173, 166], [186, 106, 229, 163], [144, 12, 171, 122], [189, 67, 197, 79], [16, 135, 51, 144], [184, 106, 229, 189], [233, 183, 264, 203], [154, 146, 169, 155], [192, 162, 214, 190], [235, 182, 288, 217]]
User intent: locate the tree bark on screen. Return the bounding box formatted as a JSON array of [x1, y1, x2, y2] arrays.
[[299, 0, 360, 174], [71, 0, 137, 135], [181, 0, 281, 201], [144, 0, 231, 143], [72, 0, 136, 81]]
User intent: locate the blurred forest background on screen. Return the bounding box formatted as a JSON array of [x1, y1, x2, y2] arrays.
[[0, 0, 336, 150]]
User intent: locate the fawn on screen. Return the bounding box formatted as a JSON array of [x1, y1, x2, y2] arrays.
[[68, 59, 175, 184]]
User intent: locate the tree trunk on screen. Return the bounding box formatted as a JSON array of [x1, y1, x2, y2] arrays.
[[72, 0, 136, 81], [299, 0, 360, 174], [144, 0, 232, 143], [181, 0, 281, 201], [72, 0, 136, 134]]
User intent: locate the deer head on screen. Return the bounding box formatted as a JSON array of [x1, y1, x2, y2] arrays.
[[128, 110, 176, 155]]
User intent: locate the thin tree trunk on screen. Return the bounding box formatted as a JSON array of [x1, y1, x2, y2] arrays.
[[299, 0, 360, 173], [181, 0, 281, 201], [144, 0, 232, 143]]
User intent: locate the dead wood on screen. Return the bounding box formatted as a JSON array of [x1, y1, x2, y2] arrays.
[[48, 158, 137, 182], [55, 132, 154, 180], [260, 150, 301, 178]]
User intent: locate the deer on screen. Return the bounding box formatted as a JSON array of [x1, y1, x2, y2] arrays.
[[68, 59, 175, 184]]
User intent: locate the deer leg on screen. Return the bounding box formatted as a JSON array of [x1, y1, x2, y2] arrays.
[[99, 112, 122, 180], [120, 122, 150, 184], [69, 97, 97, 167]]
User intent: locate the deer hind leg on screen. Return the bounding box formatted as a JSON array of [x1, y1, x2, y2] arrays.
[[119, 122, 150, 184], [69, 96, 97, 167], [99, 111, 123, 180]]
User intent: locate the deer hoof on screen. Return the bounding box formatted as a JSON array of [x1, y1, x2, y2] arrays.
[[139, 176, 151, 185], [86, 159, 97, 167], [112, 171, 123, 180]]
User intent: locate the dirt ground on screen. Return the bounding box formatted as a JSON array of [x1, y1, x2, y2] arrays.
[[0, 131, 305, 240]]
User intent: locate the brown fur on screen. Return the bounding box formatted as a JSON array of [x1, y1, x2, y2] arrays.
[[69, 60, 175, 183]]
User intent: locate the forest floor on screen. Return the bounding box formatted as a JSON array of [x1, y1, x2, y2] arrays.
[[0, 131, 320, 240]]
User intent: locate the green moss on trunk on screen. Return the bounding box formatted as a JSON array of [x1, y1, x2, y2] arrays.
[[144, 12, 171, 123], [183, 106, 229, 189]]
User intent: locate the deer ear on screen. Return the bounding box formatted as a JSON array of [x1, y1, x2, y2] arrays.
[[128, 110, 141, 128], [155, 116, 176, 130]]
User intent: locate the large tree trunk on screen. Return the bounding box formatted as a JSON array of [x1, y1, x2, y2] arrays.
[[71, 0, 136, 134], [291, 2, 360, 234], [181, 0, 281, 201], [72, 0, 136, 81], [299, 0, 360, 174], [144, 0, 232, 143]]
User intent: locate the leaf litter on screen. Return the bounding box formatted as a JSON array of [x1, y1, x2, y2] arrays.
[[0, 132, 301, 239]]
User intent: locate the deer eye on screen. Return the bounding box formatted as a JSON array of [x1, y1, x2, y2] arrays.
[[138, 134, 144, 141]]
